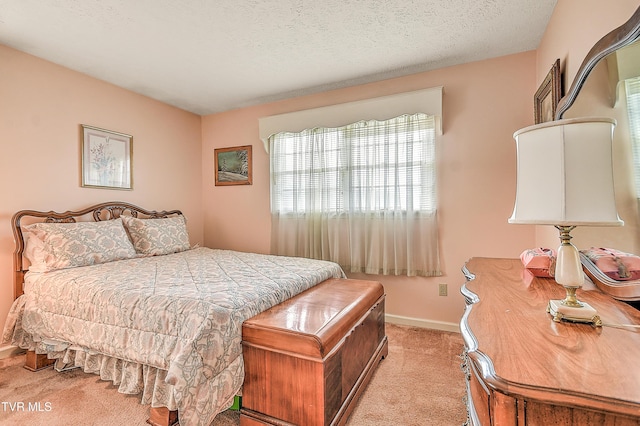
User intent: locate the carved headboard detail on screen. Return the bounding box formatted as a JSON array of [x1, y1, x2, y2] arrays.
[[11, 201, 183, 299]]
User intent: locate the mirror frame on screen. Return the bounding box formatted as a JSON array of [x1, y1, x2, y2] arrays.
[[556, 6, 640, 119]]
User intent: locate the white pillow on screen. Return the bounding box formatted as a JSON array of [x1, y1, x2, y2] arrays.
[[23, 218, 137, 272], [121, 215, 190, 256]]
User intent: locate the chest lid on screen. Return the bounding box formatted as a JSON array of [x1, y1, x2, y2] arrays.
[[242, 278, 384, 358]]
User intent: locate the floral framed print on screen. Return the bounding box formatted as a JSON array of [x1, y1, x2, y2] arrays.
[[214, 145, 252, 186], [534, 58, 562, 124], [81, 125, 133, 190]]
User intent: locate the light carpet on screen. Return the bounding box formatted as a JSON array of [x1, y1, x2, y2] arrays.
[[0, 323, 466, 425]]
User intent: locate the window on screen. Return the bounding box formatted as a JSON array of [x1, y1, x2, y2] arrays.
[[269, 113, 441, 277]]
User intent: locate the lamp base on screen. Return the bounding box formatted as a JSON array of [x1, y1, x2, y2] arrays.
[[547, 299, 602, 326]]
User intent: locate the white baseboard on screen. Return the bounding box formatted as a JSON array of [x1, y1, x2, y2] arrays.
[[0, 345, 25, 359], [385, 314, 460, 333]]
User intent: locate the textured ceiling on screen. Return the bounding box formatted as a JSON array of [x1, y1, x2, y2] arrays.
[[0, 0, 557, 115]]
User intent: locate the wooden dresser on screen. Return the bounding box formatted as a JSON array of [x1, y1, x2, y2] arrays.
[[460, 257, 640, 426]]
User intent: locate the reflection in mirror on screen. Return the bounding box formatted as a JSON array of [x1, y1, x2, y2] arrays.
[[618, 43, 640, 200], [565, 41, 640, 116]]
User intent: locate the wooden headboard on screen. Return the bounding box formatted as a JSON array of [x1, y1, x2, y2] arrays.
[[11, 201, 183, 300]]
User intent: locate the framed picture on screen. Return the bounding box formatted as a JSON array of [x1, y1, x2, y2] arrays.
[[215, 145, 252, 186], [534, 59, 562, 124], [81, 125, 132, 190]]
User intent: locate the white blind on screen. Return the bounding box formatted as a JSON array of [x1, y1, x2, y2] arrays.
[[625, 77, 640, 198], [270, 114, 436, 214], [269, 113, 440, 277]]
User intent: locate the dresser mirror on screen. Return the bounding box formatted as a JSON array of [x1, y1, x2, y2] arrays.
[[554, 6, 640, 308]]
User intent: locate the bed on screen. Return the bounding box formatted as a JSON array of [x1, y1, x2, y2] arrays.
[[2, 201, 348, 426]]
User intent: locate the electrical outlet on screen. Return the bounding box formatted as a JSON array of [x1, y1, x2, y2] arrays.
[[439, 283, 448, 296]]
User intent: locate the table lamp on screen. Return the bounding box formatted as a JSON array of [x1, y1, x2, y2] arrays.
[[509, 117, 623, 326]]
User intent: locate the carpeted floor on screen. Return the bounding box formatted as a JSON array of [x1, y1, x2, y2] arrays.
[[0, 323, 466, 425]]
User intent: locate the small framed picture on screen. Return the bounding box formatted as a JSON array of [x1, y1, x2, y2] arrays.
[[534, 59, 562, 124], [81, 125, 132, 190], [214, 145, 252, 186]]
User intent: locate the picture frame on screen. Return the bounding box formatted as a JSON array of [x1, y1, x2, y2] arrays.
[[214, 145, 252, 186], [81, 125, 133, 190], [534, 58, 562, 124]]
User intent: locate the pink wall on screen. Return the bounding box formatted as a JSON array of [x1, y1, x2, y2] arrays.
[[535, 1, 640, 252], [202, 52, 537, 326], [0, 45, 204, 336]]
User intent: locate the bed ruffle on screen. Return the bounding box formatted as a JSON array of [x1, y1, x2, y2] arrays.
[[55, 349, 179, 410], [2, 295, 26, 346]]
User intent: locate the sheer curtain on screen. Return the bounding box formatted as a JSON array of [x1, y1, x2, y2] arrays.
[[270, 113, 441, 277]]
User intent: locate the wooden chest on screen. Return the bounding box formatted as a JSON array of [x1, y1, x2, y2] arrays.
[[240, 278, 388, 426]]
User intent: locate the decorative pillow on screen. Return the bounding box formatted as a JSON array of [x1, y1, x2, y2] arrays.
[[22, 229, 49, 272], [121, 215, 190, 256], [580, 247, 640, 281], [22, 218, 137, 272]]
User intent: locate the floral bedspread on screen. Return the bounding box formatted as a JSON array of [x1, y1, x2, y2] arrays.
[[3, 248, 344, 426]]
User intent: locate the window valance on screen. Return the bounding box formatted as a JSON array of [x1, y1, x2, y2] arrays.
[[258, 86, 443, 152]]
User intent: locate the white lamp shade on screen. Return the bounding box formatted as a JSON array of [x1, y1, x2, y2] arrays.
[[509, 117, 623, 226]]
